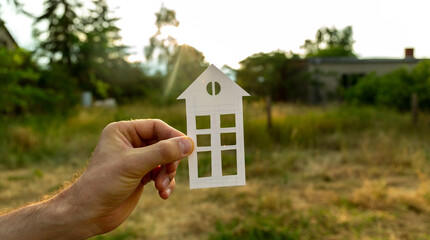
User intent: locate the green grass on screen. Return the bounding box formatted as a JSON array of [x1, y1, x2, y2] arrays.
[[90, 228, 138, 240], [2, 101, 430, 239]]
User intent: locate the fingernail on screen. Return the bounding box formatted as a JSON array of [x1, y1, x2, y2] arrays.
[[165, 188, 172, 196], [179, 137, 193, 155], [162, 177, 170, 189]]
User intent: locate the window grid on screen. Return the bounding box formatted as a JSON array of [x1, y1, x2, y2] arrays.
[[195, 113, 238, 178]]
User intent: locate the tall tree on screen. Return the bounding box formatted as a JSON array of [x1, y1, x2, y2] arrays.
[[237, 50, 310, 129], [163, 44, 209, 99], [33, 0, 150, 100], [34, 0, 83, 67], [75, 0, 129, 98], [144, 5, 208, 101], [237, 50, 309, 102], [302, 26, 356, 58], [144, 4, 179, 66], [0, 0, 29, 15]]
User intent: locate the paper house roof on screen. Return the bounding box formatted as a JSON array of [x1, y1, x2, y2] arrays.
[[177, 64, 249, 104]]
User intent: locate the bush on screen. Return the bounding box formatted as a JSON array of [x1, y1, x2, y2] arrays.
[[345, 60, 430, 111], [0, 48, 79, 115]]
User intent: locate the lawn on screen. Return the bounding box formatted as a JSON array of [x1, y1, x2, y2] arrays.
[[1, 101, 430, 239]]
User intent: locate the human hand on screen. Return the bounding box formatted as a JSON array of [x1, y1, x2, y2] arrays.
[[62, 119, 194, 237]]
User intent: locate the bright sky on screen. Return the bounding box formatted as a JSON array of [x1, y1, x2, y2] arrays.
[[2, 0, 430, 68]]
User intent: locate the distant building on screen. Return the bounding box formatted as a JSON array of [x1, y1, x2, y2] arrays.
[[0, 19, 18, 50], [308, 48, 423, 102]]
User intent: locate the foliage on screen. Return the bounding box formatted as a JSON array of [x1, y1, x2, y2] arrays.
[[144, 5, 209, 101], [163, 44, 209, 101], [144, 4, 179, 64], [74, 0, 154, 100], [0, 48, 39, 114], [0, 0, 31, 16], [0, 48, 76, 114], [29, 0, 157, 102], [302, 26, 356, 58], [345, 60, 430, 111], [34, 0, 83, 67], [236, 50, 310, 102]]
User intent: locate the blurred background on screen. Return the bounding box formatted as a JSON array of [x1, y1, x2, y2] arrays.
[[1, 0, 430, 239]]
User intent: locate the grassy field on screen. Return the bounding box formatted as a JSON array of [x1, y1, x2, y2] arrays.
[[2, 101, 430, 239]]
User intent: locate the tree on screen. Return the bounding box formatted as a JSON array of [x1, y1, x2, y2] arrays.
[[163, 44, 209, 100], [237, 50, 309, 102], [345, 60, 430, 111], [0, 0, 30, 15], [144, 5, 209, 101], [75, 0, 130, 98], [0, 48, 41, 114], [144, 4, 179, 67], [34, 0, 83, 67], [302, 26, 356, 58], [0, 48, 77, 114], [237, 50, 310, 129], [33, 0, 153, 100]]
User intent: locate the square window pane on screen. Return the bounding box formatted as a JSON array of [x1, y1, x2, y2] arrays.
[[196, 115, 210, 129], [198, 151, 211, 177], [222, 150, 237, 176], [221, 132, 236, 146], [220, 114, 235, 128], [197, 134, 211, 147]]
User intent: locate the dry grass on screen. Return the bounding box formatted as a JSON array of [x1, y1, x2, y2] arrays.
[[1, 102, 430, 239]]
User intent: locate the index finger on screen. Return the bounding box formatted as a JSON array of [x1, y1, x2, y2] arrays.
[[106, 119, 186, 148], [139, 119, 185, 139]]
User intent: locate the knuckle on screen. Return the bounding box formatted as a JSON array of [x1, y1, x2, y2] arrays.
[[103, 121, 122, 132], [168, 172, 176, 181], [152, 119, 168, 129], [153, 119, 166, 125], [104, 120, 131, 133], [170, 178, 176, 188], [154, 179, 164, 190]]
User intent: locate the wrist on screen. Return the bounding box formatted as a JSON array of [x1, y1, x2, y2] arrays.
[[48, 183, 99, 239], [0, 187, 97, 240]]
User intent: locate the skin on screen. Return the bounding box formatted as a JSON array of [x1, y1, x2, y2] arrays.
[[0, 119, 194, 240]]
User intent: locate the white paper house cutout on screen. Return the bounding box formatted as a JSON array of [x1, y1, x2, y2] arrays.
[[178, 64, 250, 189]]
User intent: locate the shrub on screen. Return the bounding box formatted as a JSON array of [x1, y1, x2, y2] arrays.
[[345, 60, 430, 111], [0, 48, 79, 115]]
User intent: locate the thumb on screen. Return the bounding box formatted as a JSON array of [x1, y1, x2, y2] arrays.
[[126, 136, 194, 175]]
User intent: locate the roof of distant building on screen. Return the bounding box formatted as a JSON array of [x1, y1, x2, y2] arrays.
[[0, 18, 18, 48], [308, 57, 423, 65]]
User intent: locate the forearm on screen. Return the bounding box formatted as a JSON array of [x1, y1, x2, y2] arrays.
[[0, 188, 95, 240]]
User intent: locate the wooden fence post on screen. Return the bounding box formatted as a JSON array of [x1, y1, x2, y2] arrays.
[[266, 95, 272, 131], [411, 92, 418, 126]]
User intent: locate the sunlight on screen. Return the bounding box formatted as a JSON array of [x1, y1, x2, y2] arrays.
[[164, 44, 183, 97], [125, 54, 142, 63]]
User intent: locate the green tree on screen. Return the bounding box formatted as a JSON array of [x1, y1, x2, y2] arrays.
[[144, 4, 179, 66], [345, 60, 430, 111], [34, 0, 83, 67], [302, 26, 356, 58], [33, 0, 152, 100], [75, 0, 128, 98], [0, 48, 75, 114], [237, 50, 309, 102], [0, 0, 29, 15], [163, 44, 209, 100], [0, 48, 41, 114], [144, 5, 209, 101], [237, 50, 310, 130]]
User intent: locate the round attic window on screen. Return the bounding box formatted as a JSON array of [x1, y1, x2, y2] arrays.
[[206, 81, 221, 96]]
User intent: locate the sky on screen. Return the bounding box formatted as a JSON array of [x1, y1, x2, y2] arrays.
[[1, 0, 430, 68]]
